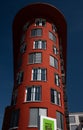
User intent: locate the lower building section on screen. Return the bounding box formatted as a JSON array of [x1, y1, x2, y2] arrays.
[[2, 103, 67, 130]]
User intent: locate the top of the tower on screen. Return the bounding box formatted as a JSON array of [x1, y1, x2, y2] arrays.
[[13, 2, 67, 30]]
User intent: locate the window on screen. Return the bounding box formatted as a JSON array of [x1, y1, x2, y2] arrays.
[[62, 75, 65, 84], [49, 32, 56, 42], [56, 111, 64, 130], [11, 89, 18, 105], [10, 109, 20, 128], [33, 40, 46, 49], [69, 116, 76, 123], [54, 74, 60, 86], [20, 43, 26, 54], [53, 46, 58, 55], [23, 22, 30, 31], [31, 68, 46, 81], [29, 108, 47, 127], [71, 125, 78, 130], [16, 71, 24, 85], [79, 116, 83, 123], [31, 29, 42, 37], [51, 89, 61, 106], [50, 56, 58, 69], [29, 53, 42, 64], [52, 24, 57, 32], [35, 18, 46, 26], [25, 86, 41, 101], [17, 56, 22, 68], [20, 34, 25, 44]]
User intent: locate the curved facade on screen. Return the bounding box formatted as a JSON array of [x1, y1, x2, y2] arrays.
[[2, 3, 69, 130]]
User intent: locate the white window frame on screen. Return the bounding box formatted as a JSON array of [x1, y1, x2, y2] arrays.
[[50, 56, 58, 69], [25, 86, 41, 102], [16, 71, 23, 85], [52, 24, 57, 32], [29, 52, 42, 64], [29, 108, 47, 127], [33, 40, 46, 49], [31, 68, 46, 81], [51, 89, 61, 106], [49, 32, 56, 42], [35, 18, 46, 26], [55, 74, 60, 86], [31, 28, 42, 37]]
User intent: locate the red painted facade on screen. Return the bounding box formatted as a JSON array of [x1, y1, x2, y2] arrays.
[[2, 3, 69, 130]]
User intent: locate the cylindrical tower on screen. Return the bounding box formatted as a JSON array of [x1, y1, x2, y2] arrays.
[[2, 3, 69, 130]]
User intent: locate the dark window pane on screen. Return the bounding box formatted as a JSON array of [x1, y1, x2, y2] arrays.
[[10, 109, 20, 128]]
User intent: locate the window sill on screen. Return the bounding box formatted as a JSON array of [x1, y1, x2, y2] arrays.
[[23, 101, 41, 104], [51, 102, 61, 107], [28, 125, 38, 128], [9, 127, 18, 130]]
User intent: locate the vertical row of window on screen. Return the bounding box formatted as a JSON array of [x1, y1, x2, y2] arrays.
[[9, 109, 64, 130]]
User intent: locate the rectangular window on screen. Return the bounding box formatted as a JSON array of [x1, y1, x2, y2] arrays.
[[71, 125, 78, 130], [11, 89, 18, 105], [33, 40, 46, 49], [53, 46, 58, 55], [54, 74, 60, 86], [17, 56, 22, 68], [23, 22, 30, 31], [29, 108, 47, 127], [20, 43, 26, 54], [25, 86, 41, 101], [56, 111, 64, 130], [35, 18, 46, 26], [31, 29, 42, 37], [16, 71, 24, 85], [10, 109, 20, 128], [51, 89, 61, 106], [31, 68, 46, 81], [49, 32, 56, 42], [20, 34, 25, 44], [69, 116, 75, 123], [52, 24, 57, 32], [50, 56, 58, 69], [29, 53, 41, 64]]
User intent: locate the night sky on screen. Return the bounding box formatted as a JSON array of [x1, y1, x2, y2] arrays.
[[0, 0, 83, 129]]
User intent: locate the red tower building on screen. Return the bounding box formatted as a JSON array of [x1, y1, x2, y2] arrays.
[[2, 3, 69, 130]]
